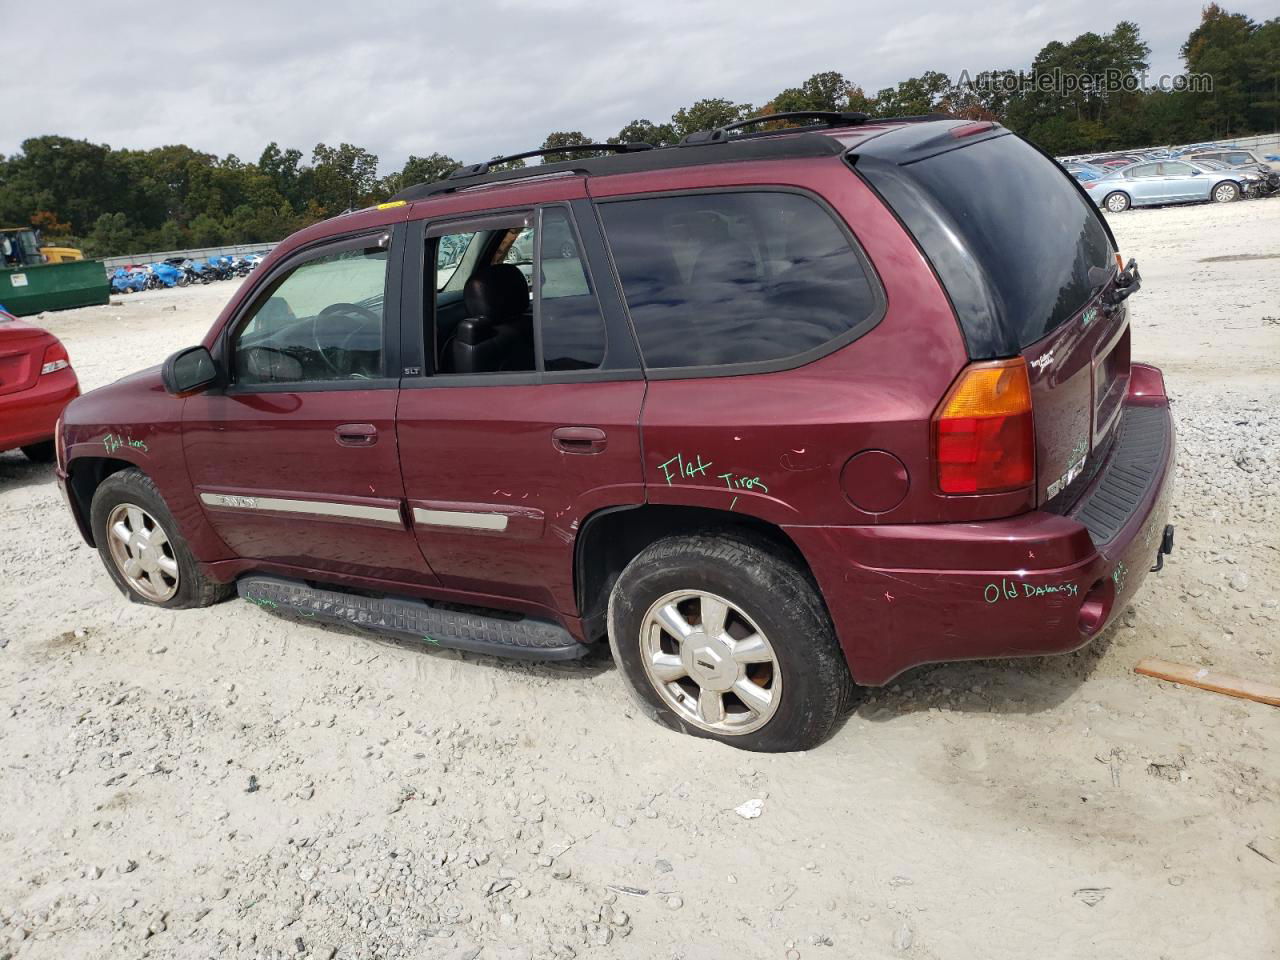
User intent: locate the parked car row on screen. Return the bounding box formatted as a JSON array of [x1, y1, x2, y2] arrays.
[[1058, 144, 1280, 213], [108, 253, 264, 294]]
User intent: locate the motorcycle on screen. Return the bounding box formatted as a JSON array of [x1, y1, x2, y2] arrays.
[[110, 267, 148, 294], [148, 262, 185, 288]]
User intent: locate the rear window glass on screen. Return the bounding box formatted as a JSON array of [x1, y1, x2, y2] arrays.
[[863, 134, 1114, 356], [599, 191, 880, 370]]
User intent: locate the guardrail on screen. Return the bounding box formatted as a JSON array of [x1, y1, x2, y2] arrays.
[[1060, 132, 1280, 163], [100, 242, 277, 272]]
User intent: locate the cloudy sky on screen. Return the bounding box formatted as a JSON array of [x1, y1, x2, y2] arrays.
[[6, 0, 1274, 172]]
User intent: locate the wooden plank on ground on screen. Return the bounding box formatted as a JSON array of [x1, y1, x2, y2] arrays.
[[1134, 658, 1280, 707]]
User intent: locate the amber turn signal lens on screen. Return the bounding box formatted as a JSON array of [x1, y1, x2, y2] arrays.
[[937, 358, 1032, 419]]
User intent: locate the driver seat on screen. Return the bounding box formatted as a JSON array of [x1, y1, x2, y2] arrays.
[[451, 264, 531, 373]]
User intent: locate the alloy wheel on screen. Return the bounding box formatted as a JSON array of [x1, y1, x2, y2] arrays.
[[638, 590, 781, 735], [105, 502, 180, 602], [1213, 183, 1237, 203]]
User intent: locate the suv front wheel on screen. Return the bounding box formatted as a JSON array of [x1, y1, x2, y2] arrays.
[[90, 468, 233, 608], [607, 532, 853, 752]]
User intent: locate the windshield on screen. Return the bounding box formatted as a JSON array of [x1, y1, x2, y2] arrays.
[[2, 229, 43, 266]]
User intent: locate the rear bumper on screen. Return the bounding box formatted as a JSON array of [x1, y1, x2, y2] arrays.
[[787, 373, 1176, 686], [0, 368, 79, 451]]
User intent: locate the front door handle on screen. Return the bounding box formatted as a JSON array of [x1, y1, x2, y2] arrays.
[[335, 423, 378, 447], [552, 426, 607, 454]]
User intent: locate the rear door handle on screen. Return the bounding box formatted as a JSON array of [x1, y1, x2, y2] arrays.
[[552, 426, 607, 454], [335, 423, 378, 447]]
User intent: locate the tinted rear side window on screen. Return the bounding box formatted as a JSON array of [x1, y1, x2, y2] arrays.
[[859, 133, 1114, 357], [599, 191, 880, 370]]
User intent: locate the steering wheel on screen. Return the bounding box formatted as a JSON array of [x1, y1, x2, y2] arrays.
[[312, 302, 380, 376]]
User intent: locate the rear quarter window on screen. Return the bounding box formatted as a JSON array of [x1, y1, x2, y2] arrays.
[[858, 133, 1114, 357], [598, 190, 881, 371]]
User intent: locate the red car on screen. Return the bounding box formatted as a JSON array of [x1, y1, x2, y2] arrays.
[[1, 307, 79, 462], [56, 113, 1175, 751]]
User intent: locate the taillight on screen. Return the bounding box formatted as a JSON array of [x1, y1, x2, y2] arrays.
[[933, 358, 1035, 494], [41, 340, 70, 375]]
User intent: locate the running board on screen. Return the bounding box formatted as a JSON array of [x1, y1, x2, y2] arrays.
[[236, 576, 591, 661]]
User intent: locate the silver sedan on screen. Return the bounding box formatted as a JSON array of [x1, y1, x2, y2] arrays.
[[1082, 159, 1246, 212]]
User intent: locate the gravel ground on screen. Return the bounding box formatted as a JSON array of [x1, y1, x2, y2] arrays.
[[1, 198, 1278, 960]]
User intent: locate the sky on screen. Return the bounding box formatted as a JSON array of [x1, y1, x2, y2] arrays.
[[6, 0, 1275, 173]]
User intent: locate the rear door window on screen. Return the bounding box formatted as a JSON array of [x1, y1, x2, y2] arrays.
[[428, 206, 607, 375], [599, 191, 881, 371]]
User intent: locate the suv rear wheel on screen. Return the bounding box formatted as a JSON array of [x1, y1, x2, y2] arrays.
[[607, 532, 853, 752], [90, 468, 233, 608]]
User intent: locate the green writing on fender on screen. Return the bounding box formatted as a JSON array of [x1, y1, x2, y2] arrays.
[[103, 433, 148, 454]]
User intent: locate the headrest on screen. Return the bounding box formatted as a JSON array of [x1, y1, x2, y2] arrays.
[[464, 264, 529, 320]]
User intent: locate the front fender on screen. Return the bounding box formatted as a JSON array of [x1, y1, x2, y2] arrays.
[[59, 371, 232, 563]]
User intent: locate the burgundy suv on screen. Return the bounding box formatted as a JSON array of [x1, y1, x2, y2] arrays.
[[56, 113, 1175, 751]]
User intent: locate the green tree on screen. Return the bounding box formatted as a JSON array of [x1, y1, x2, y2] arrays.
[[874, 70, 953, 117], [188, 212, 224, 247], [397, 152, 461, 190], [768, 71, 862, 114], [1243, 17, 1280, 131], [1183, 5, 1257, 136], [609, 118, 678, 147], [155, 219, 188, 251], [310, 142, 381, 212], [83, 212, 134, 258], [670, 98, 753, 140], [540, 131, 603, 161]]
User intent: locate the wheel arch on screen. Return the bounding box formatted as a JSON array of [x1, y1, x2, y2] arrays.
[[66, 456, 138, 546], [573, 504, 815, 642]]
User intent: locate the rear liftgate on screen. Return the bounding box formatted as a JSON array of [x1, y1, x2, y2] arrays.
[[237, 576, 591, 661]]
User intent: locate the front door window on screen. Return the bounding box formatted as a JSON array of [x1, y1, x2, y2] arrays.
[[231, 245, 388, 385]]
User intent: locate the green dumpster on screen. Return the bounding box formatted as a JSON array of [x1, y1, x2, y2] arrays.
[[0, 260, 109, 316]]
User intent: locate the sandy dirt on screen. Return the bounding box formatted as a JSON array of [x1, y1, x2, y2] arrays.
[[1, 198, 1278, 960]]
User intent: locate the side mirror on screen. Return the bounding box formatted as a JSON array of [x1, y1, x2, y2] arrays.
[[162, 345, 218, 396]]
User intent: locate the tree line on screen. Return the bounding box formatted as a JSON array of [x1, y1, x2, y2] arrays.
[[1, 5, 1275, 259]]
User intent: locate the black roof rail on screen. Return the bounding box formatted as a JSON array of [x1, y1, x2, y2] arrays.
[[680, 110, 956, 146], [391, 117, 970, 205], [680, 111, 870, 145], [450, 142, 654, 180]]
